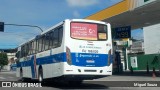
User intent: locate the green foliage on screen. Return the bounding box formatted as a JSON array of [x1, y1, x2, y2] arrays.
[[151, 55, 160, 67], [0, 53, 8, 66]]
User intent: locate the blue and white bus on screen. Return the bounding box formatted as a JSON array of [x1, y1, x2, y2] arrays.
[[16, 19, 113, 83]]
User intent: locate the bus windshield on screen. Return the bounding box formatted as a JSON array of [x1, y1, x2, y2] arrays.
[[71, 22, 108, 41]]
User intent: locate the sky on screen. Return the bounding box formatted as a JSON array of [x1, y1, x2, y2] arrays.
[[0, 0, 143, 49]]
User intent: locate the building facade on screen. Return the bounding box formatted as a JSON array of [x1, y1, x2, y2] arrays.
[[143, 23, 160, 54]]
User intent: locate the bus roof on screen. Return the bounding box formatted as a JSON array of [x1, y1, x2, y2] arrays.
[[18, 19, 108, 47], [70, 19, 108, 25]]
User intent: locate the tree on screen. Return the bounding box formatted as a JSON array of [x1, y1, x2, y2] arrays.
[[0, 53, 8, 67]]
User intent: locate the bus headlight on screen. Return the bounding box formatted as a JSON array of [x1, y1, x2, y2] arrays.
[[66, 47, 72, 65]]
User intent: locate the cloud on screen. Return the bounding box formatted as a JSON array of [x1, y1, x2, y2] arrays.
[[66, 0, 99, 7]]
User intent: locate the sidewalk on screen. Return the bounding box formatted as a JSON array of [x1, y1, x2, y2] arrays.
[[0, 69, 11, 72], [88, 70, 160, 81], [0, 69, 16, 74], [114, 70, 160, 77]]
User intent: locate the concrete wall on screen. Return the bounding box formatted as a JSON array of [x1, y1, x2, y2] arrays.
[[130, 41, 144, 53], [143, 23, 160, 54]]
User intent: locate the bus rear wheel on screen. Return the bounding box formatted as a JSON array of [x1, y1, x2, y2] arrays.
[[19, 68, 24, 81], [38, 68, 43, 83]]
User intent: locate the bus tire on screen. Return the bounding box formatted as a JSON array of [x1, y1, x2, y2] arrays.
[[20, 68, 24, 81], [38, 68, 43, 83]]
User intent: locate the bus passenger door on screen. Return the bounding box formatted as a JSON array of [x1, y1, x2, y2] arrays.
[[31, 55, 37, 79]]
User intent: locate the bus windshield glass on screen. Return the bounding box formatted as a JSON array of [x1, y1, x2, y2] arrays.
[[71, 22, 108, 41]]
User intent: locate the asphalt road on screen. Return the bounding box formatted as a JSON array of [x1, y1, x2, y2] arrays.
[[0, 70, 160, 90], [0, 71, 17, 81]]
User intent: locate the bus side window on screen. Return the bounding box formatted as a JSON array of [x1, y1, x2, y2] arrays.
[[21, 45, 25, 57], [49, 32, 53, 49], [38, 37, 43, 52], [44, 33, 50, 50], [29, 41, 32, 55], [53, 29, 59, 48], [15, 51, 20, 58], [58, 26, 63, 46], [26, 43, 29, 56], [48, 31, 53, 49]]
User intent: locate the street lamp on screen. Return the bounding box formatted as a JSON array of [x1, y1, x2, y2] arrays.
[[4, 23, 43, 32], [0, 22, 43, 32]]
